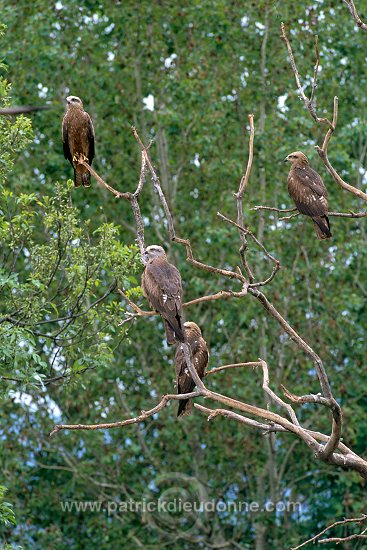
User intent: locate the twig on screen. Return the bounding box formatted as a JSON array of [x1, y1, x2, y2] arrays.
[[132, 126, 176, 240], [292, 514, 367, 549], [282, 386, 342, 459], [278, 212, 300, 221], [252, 205, 297, 213], [248, 287, 332, 399], [260, 359, 299, 426], [78, 159, 130, 199], [234, 113, 255, 282], [281, 23, 367, 203], [79, 154, 148, 259], [343, 0, 367, 30], [49, 391, 201, 437], [117, 287, 249, 319], [253, 205, 367, 219], [309, 35, 319, 105], [328, 210, 367, 218], [217, 212, 281, 287], [281, 22, 333, 128], [205, 362, 262, 376], [117, 289, 156, 317], [194, 403, 286, 433]]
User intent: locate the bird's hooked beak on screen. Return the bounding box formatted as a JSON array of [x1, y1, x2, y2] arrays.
[[283, 156, 290, 163]]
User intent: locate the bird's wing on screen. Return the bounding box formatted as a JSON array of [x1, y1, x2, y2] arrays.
[[195, 338, 209, 378], [294, 166, 327, 196], [85, 112, 95, 164], [175, 337, 208, 393], [189, 336, 209, 376], [288, 166, 328, 217], [62, 113, 72, 162], [175, 346, 194, 394], [143, 259, 183, 316]]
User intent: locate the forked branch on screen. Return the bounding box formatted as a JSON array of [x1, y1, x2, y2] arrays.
[[56, 119, 367, 483], [281, 23, 367, 202]]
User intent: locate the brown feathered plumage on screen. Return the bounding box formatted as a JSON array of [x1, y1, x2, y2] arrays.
[[141, 245, 185, 345], [175, 322, 208, 417], [62, 96, 95, 188], [285, 151, 331, 240]]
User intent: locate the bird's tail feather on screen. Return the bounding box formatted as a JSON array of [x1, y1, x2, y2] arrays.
[[177, 399, 193, 418], [73, 168, 91, 188], [164, 316, 185, 345], [73, 169, 82, 188], [164, 321, 176, 346], [312, 216, 332, 240], [82, 171, 91, 188]]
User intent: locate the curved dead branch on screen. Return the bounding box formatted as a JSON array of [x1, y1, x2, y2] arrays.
[[292, 513, 367, 549], [343, 0, 367, 30]]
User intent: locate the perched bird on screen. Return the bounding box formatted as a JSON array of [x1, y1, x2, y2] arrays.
[[62, 96, 95, 188], [284, 151, 332, 240], [141, 245, 185, 345], [175, 321, 209, 417]]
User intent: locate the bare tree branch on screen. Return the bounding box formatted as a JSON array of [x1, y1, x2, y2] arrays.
[[253, 204, 367, 219], [282, 386, 342, 459], [281, 23, 333, 128], [281, 22, 367, 202], [0, 105, 51, 115], [194, 403, 286, 433], [79, 153, 148, 258], [217, 212, 281, 287], [234, 113, 256, 282], [117, 287, 249, 320], [343, 0, 367, 30], [292, 514, 367, 549], [49, 391, 201, 437], [252, 205, 297, 213], [278, 212, 300, 221], [205, 362, 263, 376]]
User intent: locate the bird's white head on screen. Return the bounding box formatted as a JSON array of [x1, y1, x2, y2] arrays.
[[284, 151, 309, 166], [184, 321, 202, 336], [144, 245, 167, 262], [66, 96, 83, 109]]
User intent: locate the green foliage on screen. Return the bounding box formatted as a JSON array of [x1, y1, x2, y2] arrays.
[[0, 181, 140, 392], [0, 486, 16, 528], [0, 79, 33, 182]]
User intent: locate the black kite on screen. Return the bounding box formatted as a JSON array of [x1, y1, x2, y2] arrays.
[[141, 245, 185, 345], [175, 321, 208, 417], [285, 151, 331, 240], [62, 96, 95, 188]]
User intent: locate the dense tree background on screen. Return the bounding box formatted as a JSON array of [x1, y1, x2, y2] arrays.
[[0, 0, 367, 548]]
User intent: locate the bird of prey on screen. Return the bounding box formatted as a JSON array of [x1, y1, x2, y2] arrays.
[[284, 151, 332, 240], [175, 321, 208, 417], [141, 245, 185, 345], [62, 96, 95, 188]]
